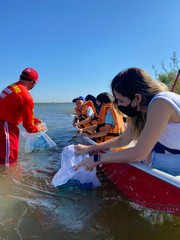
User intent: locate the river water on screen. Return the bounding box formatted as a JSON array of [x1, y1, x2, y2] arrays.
[[0, 103, 180, 240]]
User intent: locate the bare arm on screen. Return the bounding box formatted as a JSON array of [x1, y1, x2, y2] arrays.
[[75, 99, 176, 170], [75, 125, 133, 154], [85, 123, 111, 139], [76, 116, 93, 126], [79, 124, 97, 133], [101, 99, 175, 162]]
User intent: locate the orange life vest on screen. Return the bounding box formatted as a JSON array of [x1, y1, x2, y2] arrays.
[[75, 100, 98, 128], [95, 102, 125, 144]]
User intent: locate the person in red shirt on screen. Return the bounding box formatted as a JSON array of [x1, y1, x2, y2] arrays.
[[0, 67, 46, 165]]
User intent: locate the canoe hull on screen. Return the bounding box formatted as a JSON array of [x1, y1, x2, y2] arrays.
[[103, 162, 180, 214]]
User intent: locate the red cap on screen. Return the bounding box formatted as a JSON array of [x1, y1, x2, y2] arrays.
[[20, 68, 39, 82]]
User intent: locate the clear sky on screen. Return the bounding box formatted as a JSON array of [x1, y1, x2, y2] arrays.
[[0, 0, 179, 102]]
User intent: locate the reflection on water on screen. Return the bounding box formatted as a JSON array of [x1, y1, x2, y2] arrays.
[[0, 103, 180, 240]]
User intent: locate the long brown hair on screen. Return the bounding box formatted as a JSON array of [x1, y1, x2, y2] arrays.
[[111, 67, 168, 139]]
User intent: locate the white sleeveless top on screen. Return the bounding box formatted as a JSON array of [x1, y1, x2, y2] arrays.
[[148, 91, 180, 150]]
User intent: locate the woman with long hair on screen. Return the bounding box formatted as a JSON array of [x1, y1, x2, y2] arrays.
[[74, 67, 180, 175]]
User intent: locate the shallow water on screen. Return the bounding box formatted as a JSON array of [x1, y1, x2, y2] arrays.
[[0, 103, 180, 240]]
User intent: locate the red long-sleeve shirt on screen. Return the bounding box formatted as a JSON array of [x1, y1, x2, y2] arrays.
[[0, 81, 39, 132]]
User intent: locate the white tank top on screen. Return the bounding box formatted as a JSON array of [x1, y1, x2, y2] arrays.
[[148, 91, 180, 150]]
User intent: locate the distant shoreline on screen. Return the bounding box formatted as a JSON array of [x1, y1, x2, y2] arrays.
[[35, 102, 72, 104]]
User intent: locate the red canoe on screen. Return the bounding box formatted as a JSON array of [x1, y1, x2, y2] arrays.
[[81, 136, 180, 214], [102, 162, 180, 214]]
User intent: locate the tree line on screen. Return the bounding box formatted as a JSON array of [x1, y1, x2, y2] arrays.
[[152, 52, 180, 94]]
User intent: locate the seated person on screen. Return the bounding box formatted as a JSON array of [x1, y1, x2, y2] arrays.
[[79, 92, 125, 148], [72, 96, 98, 131], [74, 68, 180, 176], [85, 94, 100, 114]]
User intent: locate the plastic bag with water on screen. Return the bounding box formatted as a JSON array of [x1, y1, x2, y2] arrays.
[[51, 144, 101, 189], [20, 123, 59, 153]]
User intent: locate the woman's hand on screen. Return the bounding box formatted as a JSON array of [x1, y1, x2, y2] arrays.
[[74, 156, 99, 171], [74, 144, 91, 155]]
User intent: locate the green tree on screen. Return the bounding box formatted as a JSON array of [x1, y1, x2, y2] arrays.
[[152, 52, 180, 94]]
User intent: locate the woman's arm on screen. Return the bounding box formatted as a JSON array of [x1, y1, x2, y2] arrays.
[[75, 126, 133, 155], [78, 124, 97, 133], [76, 115, 93, 126], [101, 99, 175, 162], [75, 99, 175, 170], [85, 123, 111, 139], [133, 99, 175, 159], [86, 110, 114, 138]]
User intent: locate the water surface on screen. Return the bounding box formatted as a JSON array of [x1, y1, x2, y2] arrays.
[[0, 103, 179, 240]]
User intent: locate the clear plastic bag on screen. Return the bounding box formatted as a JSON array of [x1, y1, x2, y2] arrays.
[[21, 123, 59, 153], [51, 144, 101, 188]]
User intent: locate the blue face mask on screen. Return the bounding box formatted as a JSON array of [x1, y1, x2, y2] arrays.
[[118, 100, 139, 117]]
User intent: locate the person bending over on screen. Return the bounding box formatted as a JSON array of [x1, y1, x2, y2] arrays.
[[0, 67, 46, 165], [74, 67, 180, 176], [72, 96, 98, 132]]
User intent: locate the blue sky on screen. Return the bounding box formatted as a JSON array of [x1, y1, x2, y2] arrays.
[[0, 0, 179, 102]]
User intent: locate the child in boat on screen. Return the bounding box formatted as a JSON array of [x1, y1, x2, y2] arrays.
[[74, 67, 180, 176], [72, 96, 98, 131], [85, 94, 100, 114], [79, 92, 125, 147]]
